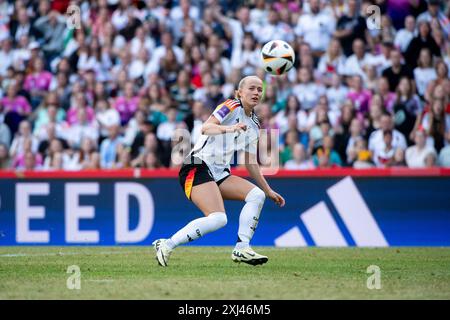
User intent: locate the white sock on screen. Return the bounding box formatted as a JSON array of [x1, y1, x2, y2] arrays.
[[236, 187, 265, 248], [167, 212, 227, 249]]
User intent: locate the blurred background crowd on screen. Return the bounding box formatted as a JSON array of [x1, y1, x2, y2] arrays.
[[0, 0, 450, 171]]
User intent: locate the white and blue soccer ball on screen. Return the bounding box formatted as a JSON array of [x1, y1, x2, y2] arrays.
[[261, 40, 295, 76]]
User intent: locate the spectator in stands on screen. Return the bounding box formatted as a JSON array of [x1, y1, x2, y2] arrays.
[[274, 94, 300, 137], [420, 99, 450, 153], [146, 31, 184, 77], [405, 20, 441, 69], [394, 15, 416, 53], [9, 7, 42, 45], [12, 35, 32, 70], [414, 48, 437, 98], [0, 39, 14, 77], [66, 108, 99, 150], [96, 99, 121, 144], [273, 0, 301, 14], [295, 0, 336, 57], [33, 91, 65, 134], [258, 9, 294, 44], [34, 104, 65, 142], [293, 67, 325, 111], [1, 82, 31, 117], [345, 118, 365, 166], [313, 135, 342, 168], [369, 113, 407, 156], [157, 107, 179, 167], [427, 60, 450, 97], [392, 77, 423, 143], [372, 130, 405, 168], [326, 73, 348, 119], [333, 98, 356, 140], [417, 0, 450, 37], [363, 65, 379, 93], [430, 18, 447, 53], [382, 48, 414, 92], [131, 131, 158, 167], [113, 81, 140, 126], [0, 143, 11, 169], [23, 56, 53, 109], [230, 32, 261, 77], [317, 38, 347, 85], [264, 84, 285, 116], [170, 69, 195, 117], [33, 9, 66, 60], [309, 110, 334, 155], [9, 119, 38, 159], [280, 127, 299, 166], [0, 117, 11, 147], [379, 15, 397, 45], [157, 107, 178, 143], [68, 137, 100, 170], [203, 78, 225, 111], [350, 136, 374, 169], [12, 136, 43, 169], [334, 0, 368, 57], [348, 74, 372, 117], [141, 150, 161, 169], [284, 143, 314, 170], [439, 145, 450, 167], [114, 144, 132, 169], [36, 121, 67, 156], [16, 150, 42, 171], [99, 124, 122, 169], [365, 95, 385, 140], [344, 38, 374, 79], [128, 117, 152, 159], [405, 128, 437, 168], [42, 138, 70, 170], [376, 76, 396, 113]]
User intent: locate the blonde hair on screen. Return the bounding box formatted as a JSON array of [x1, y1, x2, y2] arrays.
[[234, 76, 261, 99]]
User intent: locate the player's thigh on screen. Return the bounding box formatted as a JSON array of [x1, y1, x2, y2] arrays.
[[219, 175, 257, 201], [190, 181, 225, 216]]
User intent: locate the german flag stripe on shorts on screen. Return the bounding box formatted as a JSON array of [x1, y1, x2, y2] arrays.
[[184, 167, 197, 199]]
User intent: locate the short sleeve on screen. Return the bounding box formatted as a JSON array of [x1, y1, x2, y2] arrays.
[[212, 99, 240, 123]]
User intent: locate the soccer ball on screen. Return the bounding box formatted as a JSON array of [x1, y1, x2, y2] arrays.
[[261, 40, 295, 76]]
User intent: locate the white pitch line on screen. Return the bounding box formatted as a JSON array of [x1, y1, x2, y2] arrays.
[[0, 247, 252, 258], [0, 251, 139, 258]]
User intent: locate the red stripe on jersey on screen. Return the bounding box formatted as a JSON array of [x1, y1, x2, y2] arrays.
[[224, 99, 239, 109]]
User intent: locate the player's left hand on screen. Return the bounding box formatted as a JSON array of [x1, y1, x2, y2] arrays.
[[266, 190, 285, 207]]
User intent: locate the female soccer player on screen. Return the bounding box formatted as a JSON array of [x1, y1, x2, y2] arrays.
[[153, 76, 285, 266]]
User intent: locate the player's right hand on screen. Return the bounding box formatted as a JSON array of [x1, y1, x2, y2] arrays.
[[233, 123, 247, 132]]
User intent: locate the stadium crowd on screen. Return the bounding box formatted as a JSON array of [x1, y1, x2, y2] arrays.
[[0, 0, 450, 171]]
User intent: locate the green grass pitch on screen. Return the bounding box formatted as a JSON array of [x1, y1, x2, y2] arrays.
[[0, 246, 449, 299]]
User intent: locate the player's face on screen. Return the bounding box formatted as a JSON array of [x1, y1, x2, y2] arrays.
[[240, 78, 263, 108]]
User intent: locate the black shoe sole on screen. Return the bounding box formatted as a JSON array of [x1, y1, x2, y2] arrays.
[[239, 257, 268, 266]]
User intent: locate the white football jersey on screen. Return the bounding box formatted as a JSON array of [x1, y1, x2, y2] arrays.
[[188, 98, 260, 181]]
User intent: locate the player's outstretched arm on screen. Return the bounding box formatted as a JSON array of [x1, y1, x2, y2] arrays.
[[244, 152, 285, 207], [201, 115, 247, 135]]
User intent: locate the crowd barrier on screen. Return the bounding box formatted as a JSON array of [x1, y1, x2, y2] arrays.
[[1, 168, 449, 246]]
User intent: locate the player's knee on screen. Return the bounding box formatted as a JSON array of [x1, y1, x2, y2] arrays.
[[245, 187, 266, 205], [209, 211, 227, 229]]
